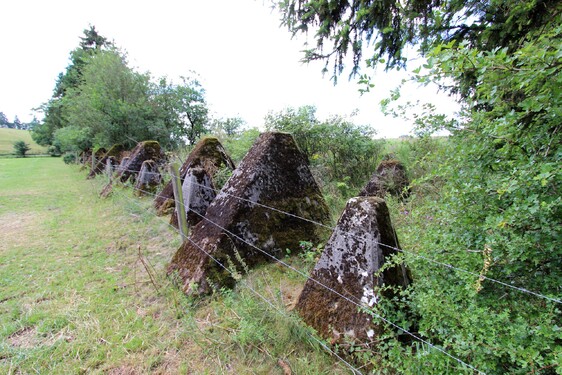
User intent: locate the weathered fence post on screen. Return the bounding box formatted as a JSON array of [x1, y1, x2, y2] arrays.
[[169, 162, 189, 241], [106, 158, 113, 182]]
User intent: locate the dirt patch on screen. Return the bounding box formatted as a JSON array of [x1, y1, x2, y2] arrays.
[[7, 327, 37, 349], [107, 365, 139, 375], [0, 213, 39, 252], [7, 317, 73, 349]]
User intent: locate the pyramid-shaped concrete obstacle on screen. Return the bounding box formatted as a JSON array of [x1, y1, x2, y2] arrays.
[[134, 160, 162, 197], [296, 196, 411, 346], [154, 137, 235, 215], [87, 144, 125, 179], [359, 159, 410, 198], [168, 132, 331, 295], [115, 141, 163, 184]]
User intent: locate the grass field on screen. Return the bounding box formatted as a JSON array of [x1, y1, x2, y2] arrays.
[[0, 158, 349, 374], [0, 128, 49, 156]]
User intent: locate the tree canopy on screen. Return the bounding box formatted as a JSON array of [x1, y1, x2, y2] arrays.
[[278, 0, 558, 82], [33, 26, 210, 151]]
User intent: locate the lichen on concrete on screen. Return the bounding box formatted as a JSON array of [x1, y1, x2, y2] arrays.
[[170, 167, 217, 228], [134, 160, 162, 196], [168, 132, 331, 295], [295, 196, 411, 347]]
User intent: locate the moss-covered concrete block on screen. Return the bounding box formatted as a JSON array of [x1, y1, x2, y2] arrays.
[[296, 196, 411, 347], [134, 160, 162, 197], [359, 159, 410, 198], [87, 144, 126, 179], [170, 167, 217, 228], [168, 132, 330, 295], [154, 137, 235, 215], [116, 141, 162, 184]]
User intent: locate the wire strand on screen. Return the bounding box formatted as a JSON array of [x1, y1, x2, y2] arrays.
[[117, 179, 484, 374], [103, 178, 364, 375], [120, 164, 561, 305]]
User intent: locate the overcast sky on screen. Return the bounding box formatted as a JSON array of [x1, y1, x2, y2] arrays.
[[0, 0, 458, 138]]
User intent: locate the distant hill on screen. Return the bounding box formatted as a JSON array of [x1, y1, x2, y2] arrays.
[[0, 128, 49, 156]]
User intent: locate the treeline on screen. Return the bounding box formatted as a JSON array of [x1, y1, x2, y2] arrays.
[[31, 26, 383, 194], [0, 112, 38, 131], [31, 26, 225, 155]]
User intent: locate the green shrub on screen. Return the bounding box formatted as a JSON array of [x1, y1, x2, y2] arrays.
[[63, 153, 77, 164], [13, 140, 30, 157], [48, 145, 62, 157]]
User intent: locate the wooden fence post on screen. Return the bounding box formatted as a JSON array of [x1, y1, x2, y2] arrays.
[[169, 162, 189, 241], [106, 158, 113, 182]]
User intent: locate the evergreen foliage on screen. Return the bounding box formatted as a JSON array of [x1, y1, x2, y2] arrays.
[[12, 140, 30, 157]]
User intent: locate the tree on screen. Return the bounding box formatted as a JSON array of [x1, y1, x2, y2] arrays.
[[57, 48, 209, 151], [13, 141, 30, 157], [26, 117, 40, 131], [62, 48, 158, 149], [277, 0, 557, 85], [53, 126, 92, 153], [33, 26, 113, 146], [79, 24, 111, 51], [0, 112, 9, 128], [13, 116, 22, 130], [153, 76, 209, 146], [211, 116, 245, 137]]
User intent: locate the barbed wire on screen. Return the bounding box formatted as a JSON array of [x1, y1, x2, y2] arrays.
[[112, 175, 484, 374], [101, 177, 364, 375], [108, 164, 562, 305]]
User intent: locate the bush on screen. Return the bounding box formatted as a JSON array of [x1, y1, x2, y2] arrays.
[[265, 106, 385, 185], [13, 140, 30, 157], [63, 153, 77, 164], [48, 145, 62, 157]]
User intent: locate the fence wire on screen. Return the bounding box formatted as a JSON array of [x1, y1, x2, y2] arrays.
[[100, 176, 364, 375], [112, 164, 561, 305], [100, 167, 484, 374]]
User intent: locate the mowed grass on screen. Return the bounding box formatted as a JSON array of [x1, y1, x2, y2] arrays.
[[0, 158, 349, 374], [0, 128, 49, 156]]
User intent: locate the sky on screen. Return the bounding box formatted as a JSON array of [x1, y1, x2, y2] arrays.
[[0, 0, 458, 138]]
